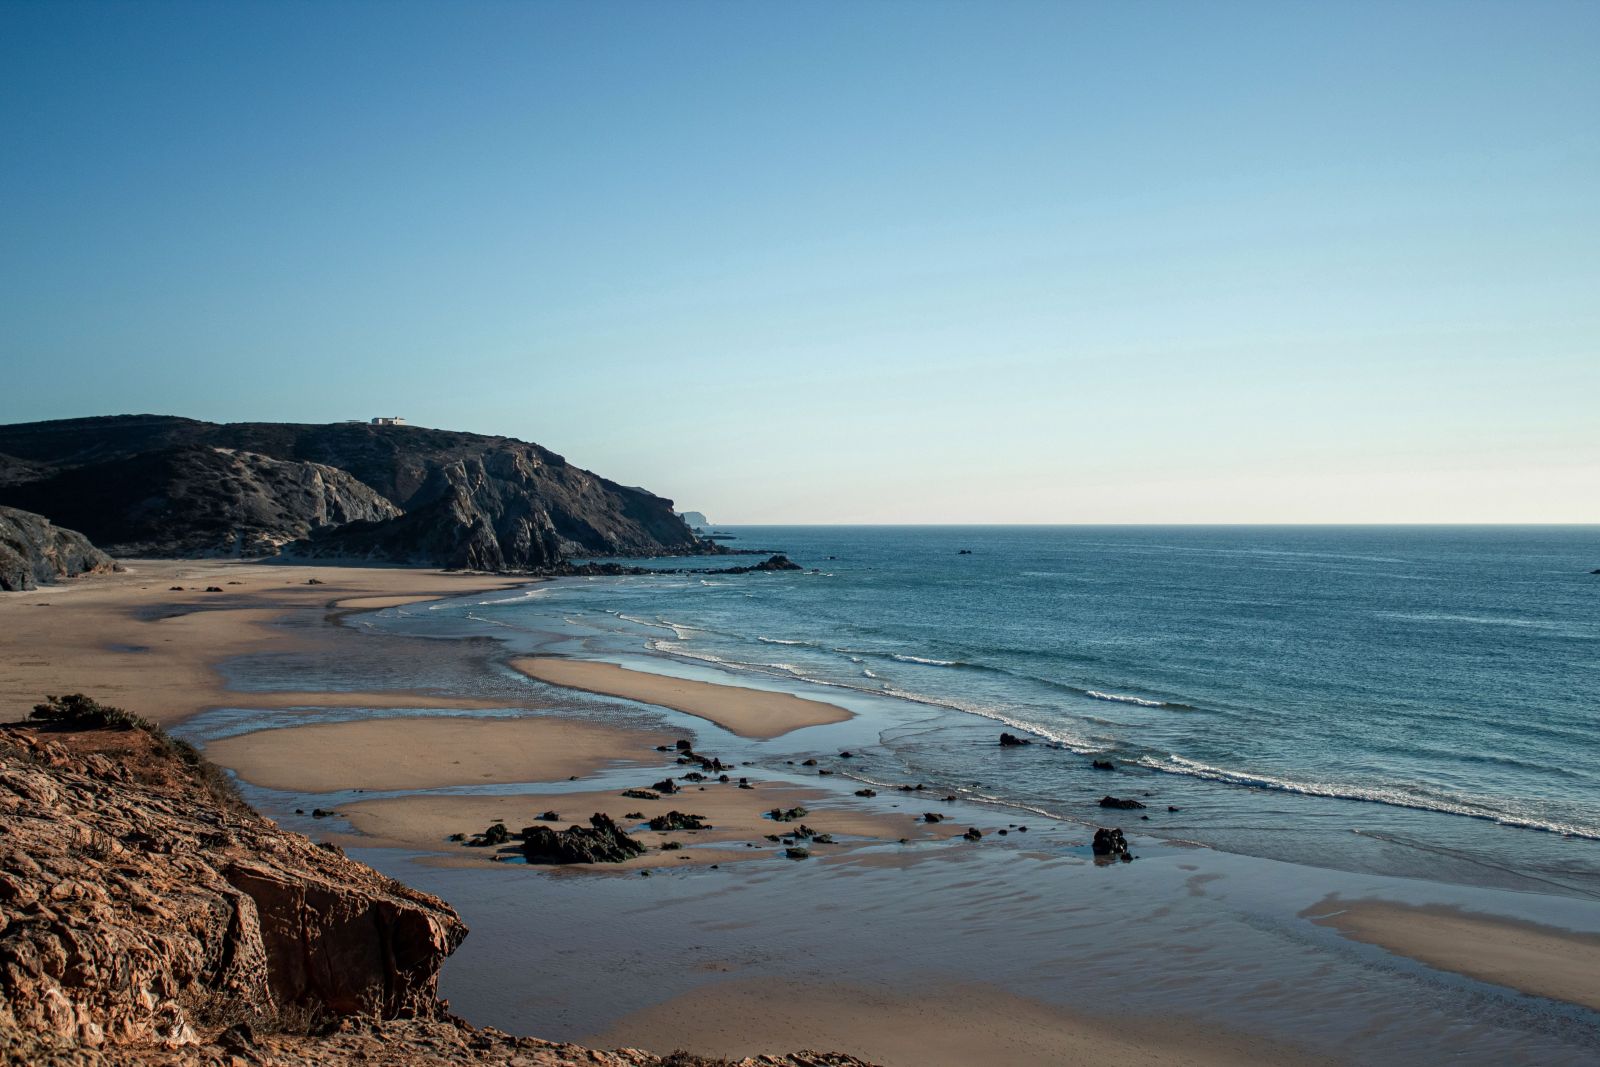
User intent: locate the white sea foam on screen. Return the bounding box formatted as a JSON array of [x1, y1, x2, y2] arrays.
[[891, 653, 961, 666], [1086, 690, 1167, 708], [1137, 754, 1600, 840]]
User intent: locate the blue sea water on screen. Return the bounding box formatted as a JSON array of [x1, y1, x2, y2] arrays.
[[392, 526, 1600, 897]]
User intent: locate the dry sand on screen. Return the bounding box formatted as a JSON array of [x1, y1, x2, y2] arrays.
[[0, 559, 527, 725], [1305, 896, 1600, 1012], [589, 977, 1335, 1067], [340, 777, 971, 869], [206, 716, 675, 793], [510, 656, 852, 739]]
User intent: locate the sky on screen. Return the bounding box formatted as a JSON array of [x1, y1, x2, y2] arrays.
[[2, 1, 1597, 523]]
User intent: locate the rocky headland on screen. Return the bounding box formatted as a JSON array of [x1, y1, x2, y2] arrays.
[[0, 506, 117, 591], [0, 701, 874, 1067], [0, 415, 711, 569]]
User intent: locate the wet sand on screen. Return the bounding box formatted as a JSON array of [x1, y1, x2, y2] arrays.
[[340, 778, 969, 869], [590, 977, 1335, 1067], [510, 656, 852, 738], [11, 559, 1600, 1065], [206, 716, 675, 793], [0, 559, 526, 725], [1306, 896, 1600, 1012]]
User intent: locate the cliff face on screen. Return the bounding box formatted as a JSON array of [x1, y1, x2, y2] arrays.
[[0, 720, 875, 1067], [0, 506, 116, 591], [0, 416, 703, 569], [0, 447, 401, 558], [0, 723, 463, 1058]]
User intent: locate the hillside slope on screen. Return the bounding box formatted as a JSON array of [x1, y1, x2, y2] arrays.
[[0, 416, 703, 569], [0, 505, 116, 591]]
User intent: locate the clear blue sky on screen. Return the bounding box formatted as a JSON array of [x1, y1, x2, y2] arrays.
[[3, 1, 1596, 522]]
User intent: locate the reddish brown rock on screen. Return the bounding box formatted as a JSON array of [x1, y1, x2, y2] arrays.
[[0, 719, 878, 1067]]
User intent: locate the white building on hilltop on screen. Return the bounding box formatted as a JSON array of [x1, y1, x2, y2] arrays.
[[370, 416, 406, 426]]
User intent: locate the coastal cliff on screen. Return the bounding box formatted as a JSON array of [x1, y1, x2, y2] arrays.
[[0, 712, 874, 1067], [0, 416, 704, 569], [0, 447, 401, 558], [0, 506, 116, 591]]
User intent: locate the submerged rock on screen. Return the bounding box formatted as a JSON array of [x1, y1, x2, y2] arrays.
[[519, 814, 647, 864], [1091, 759, 1115, 770], [998, 732, 1031, 747], [1098, 795, 1146, 810]]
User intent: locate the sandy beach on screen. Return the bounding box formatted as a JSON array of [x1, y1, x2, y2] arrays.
[[1306, 897, 1600, 1013], [511, 656, 853, 738], [207, 715, 677, 793], [340, 777, 971, 869], [0, 559, 527, 726], [7, 560, 1600, 1066], [591, 978, 1336, 1067]]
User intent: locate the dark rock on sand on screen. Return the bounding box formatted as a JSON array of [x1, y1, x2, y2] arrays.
[[651, 777, 680, 794], [923, 812, 944, 823], [1099, 795, 1147, 809], [1092, 826, 1130, 858], [520, 814, 646, 864], [621, 788, 660, 800], [768, 806, 809, 822], [647, 811, 710, 832]]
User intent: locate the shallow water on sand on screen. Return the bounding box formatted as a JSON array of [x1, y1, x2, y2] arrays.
[[185, 529, 1600, 1065], [415, 525, 1600, 899]]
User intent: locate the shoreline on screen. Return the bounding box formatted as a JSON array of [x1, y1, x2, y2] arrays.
[[7, 561, 1600, 1063], [0, 558, 529, 726], [510, 655, 854, 738]]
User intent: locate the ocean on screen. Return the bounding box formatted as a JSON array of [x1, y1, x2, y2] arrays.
[[368, 525, 1600, 899]]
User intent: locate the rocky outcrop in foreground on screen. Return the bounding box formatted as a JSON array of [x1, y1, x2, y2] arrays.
[[0, 712, 874, 1067], [0, 506, 116, 591], [0, 415, 706, 569]]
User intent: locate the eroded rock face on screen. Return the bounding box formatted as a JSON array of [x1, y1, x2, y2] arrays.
[[0, 506, 115, 591], [0, 722, 883, 1067], [0, 724, 463, 1060], [0, 446, 400, 558], [0, 416, 705, 568]]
